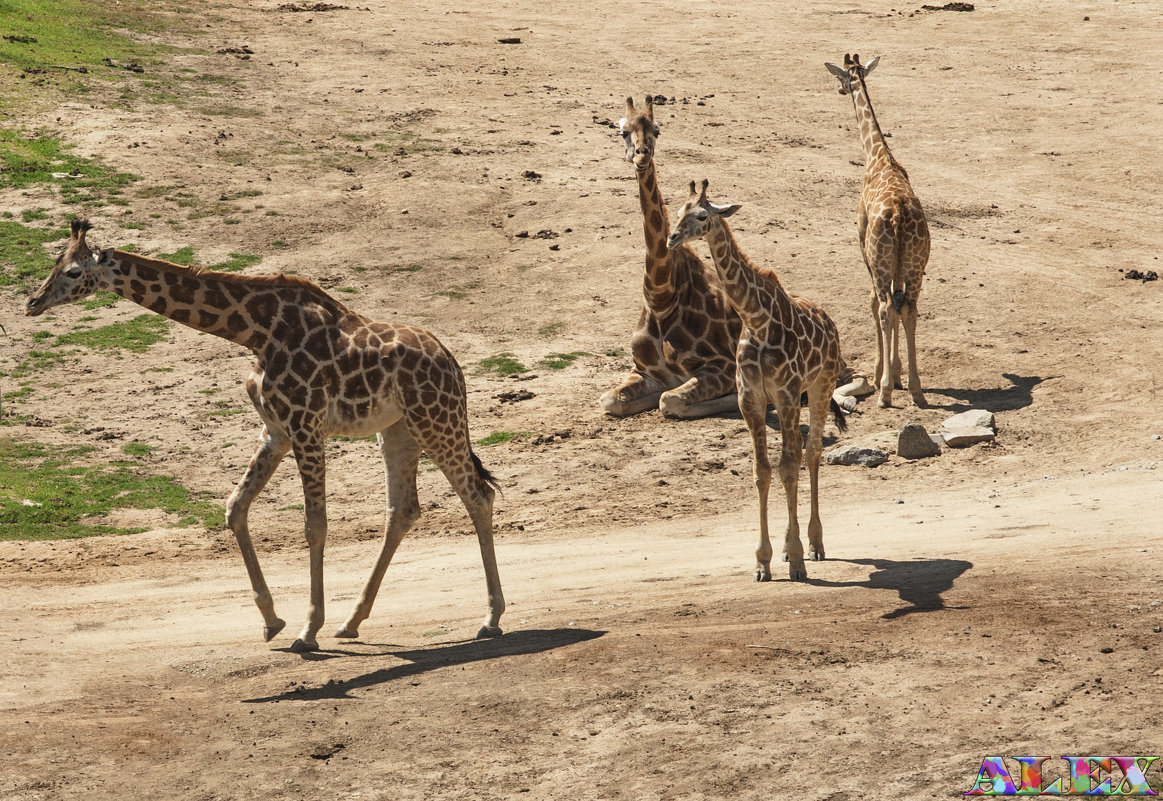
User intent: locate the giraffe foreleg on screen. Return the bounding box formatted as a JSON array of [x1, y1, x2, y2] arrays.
[[876, 298, 899, 408], [773, 393, 806, 581], [738, 385, 773, 582], [336, 421, 421, 639], [659, 367, 738, 419], [290, 435, 328, 653], [225, 426, 290, 643], [599, 369, 666, 417]]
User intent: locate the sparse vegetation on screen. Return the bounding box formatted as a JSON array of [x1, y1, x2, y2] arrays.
[[477, 352, 528, 376], [0, 438, 224, 539], [475, 431, 530, 446], [539, 351, 588, 370], [0, 219, 69, 287], [54, 314, 169, 353]]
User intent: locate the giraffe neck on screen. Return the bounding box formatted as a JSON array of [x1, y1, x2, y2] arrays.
[[635, 160, 676, 310], [703, 218, 792, 336], [102, 251, 323, 352], [850, 76, 894, 170]]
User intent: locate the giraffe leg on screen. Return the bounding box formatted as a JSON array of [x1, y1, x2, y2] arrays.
[[876, 298, 898, 408], [890, 313, 904, 391], [738, 385, 773, 582], [869, 290, 886, 402], [659, 369, 738, 419], [335, 421, 421, 639], [290, 434, 328, 653], [805, 384, 831, 562], [902, 301, 926, 406], [225, 426, 291, 643], [418, 419, 505, 638], [773, 392, 806, 581], [599, 370, 666, 417]]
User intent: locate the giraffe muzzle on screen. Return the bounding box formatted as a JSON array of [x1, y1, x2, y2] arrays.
[[24, 295, 45, 316]]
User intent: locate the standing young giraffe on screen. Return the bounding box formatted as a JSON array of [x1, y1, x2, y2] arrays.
[[26, 220, 505, 652], [599, 96, 742, 419], [826, 54, 930, 408], [667, 180, 848, 582]]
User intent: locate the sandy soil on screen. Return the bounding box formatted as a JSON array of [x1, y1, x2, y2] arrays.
[[2, 0, 1162, 798]]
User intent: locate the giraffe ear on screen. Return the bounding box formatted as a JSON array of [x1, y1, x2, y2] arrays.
[[825, 62, 846, 78], [710, 202, 742, 218], [863, 56, 880, 75]]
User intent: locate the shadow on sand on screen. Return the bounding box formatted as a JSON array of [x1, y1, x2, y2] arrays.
[[807, 557, 973, 620], [927, 373, 1052, 413], [245, 628, 605, 703]]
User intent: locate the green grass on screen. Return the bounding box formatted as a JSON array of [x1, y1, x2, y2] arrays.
[[54, 314, 169, 353], [476, 352, 528, 377], [0, 438, 224, 540], [432, 280, 479, 300], [475, 431, 530, 447], [536, 322, 564, 338], [0, 129, 138, 203], [207, 400, 246, 417], [81, 292, 120, 310], [7, 348, 70, 379], [121, 442, 151, 457], [158, 245, 196, 265], [210, 253, 260, 272], [538, 351, 588, 370], [0, 219, 69, 287]]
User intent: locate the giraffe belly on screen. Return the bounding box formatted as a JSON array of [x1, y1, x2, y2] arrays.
[[327, 400, 405, 439]]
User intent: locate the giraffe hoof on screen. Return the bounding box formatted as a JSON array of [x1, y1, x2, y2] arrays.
[[910, 393, 927, 408], [788, 560, 808, 581], [290, 637, 319, 653], [809, 549, 825, 562], [754, 563, 772, 582], [334, 625, 359, 639], [263, 618, 286, 642], [476, 625, 503, 639]]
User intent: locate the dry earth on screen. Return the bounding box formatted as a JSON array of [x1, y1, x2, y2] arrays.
[[2, 0, 1163, 798]]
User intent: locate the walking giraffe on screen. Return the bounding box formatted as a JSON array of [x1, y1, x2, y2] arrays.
[[25, 220, 505, 652], [668, 180, 848, 582], [599, 96, 742, 419], [826, 54, 930, 408]]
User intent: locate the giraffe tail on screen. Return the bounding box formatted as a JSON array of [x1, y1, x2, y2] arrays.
[[891, 288, 906, 313], [470, 447, 503, 495], [829, 397, 849, 434], [890, 201, 907, 313]]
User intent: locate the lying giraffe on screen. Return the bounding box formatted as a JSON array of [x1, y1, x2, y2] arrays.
[[826, 54, 930, 407], [25, 220, 505, 652], [599, 96, 742, 419], [668, 180, 847, 582]]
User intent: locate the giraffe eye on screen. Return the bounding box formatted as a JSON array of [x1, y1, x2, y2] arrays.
[[65, 267, 83, 279]]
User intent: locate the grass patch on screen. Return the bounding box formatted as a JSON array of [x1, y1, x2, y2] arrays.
[[8, 349, 71, 379], [81, 291, 120, 310], [432, 280, 479, 301], [475, 431, 530, 447], [54, 314, 169, 353], [0, 129, 138, 204], [121, 442, 151, 457], [158, 245, 196, 265], [210, 253, 260, 272], [476, 352, 528, 377], [538, 351, 588, 370], [0, 219, 69, 287], [0, 438, 224, 539], [208, 400, 246, 417], [536, 322, 565, 338]]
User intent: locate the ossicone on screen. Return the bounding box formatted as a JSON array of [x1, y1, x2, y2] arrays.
[[71, 218, 92, 238]]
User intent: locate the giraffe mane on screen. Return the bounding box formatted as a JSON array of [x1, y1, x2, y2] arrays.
[[112, 250, 342, 303]]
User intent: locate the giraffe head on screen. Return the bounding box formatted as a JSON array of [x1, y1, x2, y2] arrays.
[[618, 96, 660, 171], [824, 53, 880, 95], [666, 179, 741, 250], [25, 219, 114, 316]]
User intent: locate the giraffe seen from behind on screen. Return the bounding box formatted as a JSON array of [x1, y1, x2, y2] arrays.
[[826, 54, 930, 408], [599, 96, 742, 419], [26, 220, 506, 652], [667, 180, 848, 582]]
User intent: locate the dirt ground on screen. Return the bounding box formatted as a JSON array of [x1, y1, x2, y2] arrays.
[[2, 0, 1163, 798]]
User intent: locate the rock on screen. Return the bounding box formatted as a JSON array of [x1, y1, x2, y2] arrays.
[[942, 426, 996, 448], [825, 444, 888, 467], [943, 409, 995, 431], [897, 422, 941, 459]]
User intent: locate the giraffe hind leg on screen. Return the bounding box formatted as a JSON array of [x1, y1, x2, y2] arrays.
[[659, 369, 738, 419], [600, 370, 666, 417], [335, 420, 422, 639], [408, 414, 505, 638]]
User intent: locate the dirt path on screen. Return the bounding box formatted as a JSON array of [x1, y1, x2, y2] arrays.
[[2, 0, 1163, 798]]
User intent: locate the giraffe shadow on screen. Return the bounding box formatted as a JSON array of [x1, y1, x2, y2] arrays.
[[925, 373, 1053, 414], [805, 557, 973, 619], [244, 628, 605, 703]]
